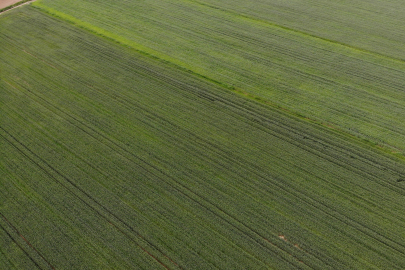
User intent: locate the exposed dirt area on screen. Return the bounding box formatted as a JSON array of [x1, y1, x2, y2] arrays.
[[278, 234, 287, 241], [0, 0, 22, 9]]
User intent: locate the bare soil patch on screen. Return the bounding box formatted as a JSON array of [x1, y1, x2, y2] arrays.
[[278, 235, 287, 241], [0, 0, 22, 9]]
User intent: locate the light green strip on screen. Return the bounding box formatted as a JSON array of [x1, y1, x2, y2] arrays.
[[32, 1, 213, 79]]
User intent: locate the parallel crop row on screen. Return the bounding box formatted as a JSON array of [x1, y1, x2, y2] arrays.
[[32, 0, 405, 154], [190, 0, 405, 60], [2, 8, 405, 269]]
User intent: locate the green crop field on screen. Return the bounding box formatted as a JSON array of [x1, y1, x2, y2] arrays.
[[180, 0, 405, 60], [32, 0, 405, 154], [2, 2, 405, 270]]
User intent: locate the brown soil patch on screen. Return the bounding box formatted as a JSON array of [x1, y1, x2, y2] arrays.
[[278, 234, 287, 241], [0, 0, 22, 9]]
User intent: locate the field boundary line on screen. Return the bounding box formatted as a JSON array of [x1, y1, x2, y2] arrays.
[[28, 3, 405, 160], [0, 0, 35, 15]]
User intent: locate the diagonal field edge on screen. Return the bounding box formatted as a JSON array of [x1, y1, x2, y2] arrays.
[[29, 3, 405, 161]]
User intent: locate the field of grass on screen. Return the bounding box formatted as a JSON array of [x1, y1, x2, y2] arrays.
[[31, 0, 405, 154], [3, 6, 405, 269]]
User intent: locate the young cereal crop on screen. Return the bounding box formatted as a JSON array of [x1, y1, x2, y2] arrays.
[[2, 7, 405, 269], [30, 0, 405, 154]]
